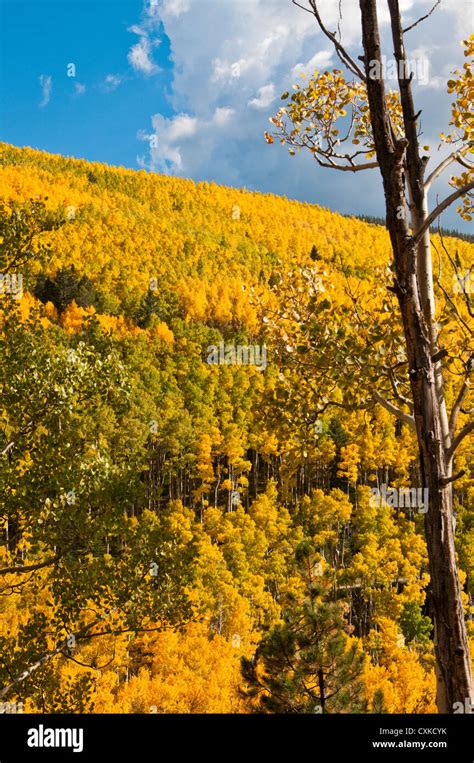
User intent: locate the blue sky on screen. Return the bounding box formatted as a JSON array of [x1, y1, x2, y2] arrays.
[[0, 0, 472, 231], [0, 0, 174, 166]]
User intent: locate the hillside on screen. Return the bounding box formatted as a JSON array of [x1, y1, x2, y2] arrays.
[[2, 142, 471, 319], [0, 143, 472, 715]]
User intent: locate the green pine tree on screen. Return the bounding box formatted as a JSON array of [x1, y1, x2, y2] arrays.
[[242, 586, 367, 713]]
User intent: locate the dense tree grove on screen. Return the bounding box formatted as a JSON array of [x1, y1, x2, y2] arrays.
[[0, 140, 471, 713]]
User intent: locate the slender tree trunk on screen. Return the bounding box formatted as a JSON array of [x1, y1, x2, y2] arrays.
[[317, 667, 326, 713], [360, 0, 473, 712]]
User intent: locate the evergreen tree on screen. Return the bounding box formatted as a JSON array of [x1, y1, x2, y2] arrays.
[[35, 266, 103, 312], [400, 602, 433, 646], [242, 586, 366, 713], [371, 688, 388, 713], [136, 289, 161, 328]]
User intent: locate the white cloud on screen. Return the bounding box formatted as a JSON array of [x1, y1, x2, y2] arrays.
[[211, 58, 251, 83], [249, 83, 276, 110], [157, 0, 190, 17], [128, 36, 159, 75], [128, 24, 147, 35], [167, 113, 198, 141], [138, 108, 236, 172], [291, 50, 334, 80], [138, 0, 332, 177], [39, 74, 52, 108], [213, 107, 235, 126], [103, 74, 123, 92], [138, 113, 196, 171], [74, 83, 86, 96], [134, 0, 473, 230]]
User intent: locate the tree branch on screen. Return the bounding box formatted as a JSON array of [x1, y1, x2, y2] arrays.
[[440, 470, 466, 487], [372, 389, 416, 429], [447, 421, 474, 460], [315, 156, 379, 172], [456, 154, 474, 172], [304, 0, 367, 82], [0, 554, 61, 577], [412, 182, 474, 248], [386, 365, 414, 412], [435, 275, 473, 337], [449, 355, 473, 439], [424, 150, 465, 193], [62, 650, 116, 671], [433, 226, 473, 322], [0, 615, 109, 700], [403, 0, 442, 33]]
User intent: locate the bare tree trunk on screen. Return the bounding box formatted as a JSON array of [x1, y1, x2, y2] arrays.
[[359, 0, 473, 713]]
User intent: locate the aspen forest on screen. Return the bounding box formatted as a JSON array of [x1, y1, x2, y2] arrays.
[[0, 0, 473, 726]]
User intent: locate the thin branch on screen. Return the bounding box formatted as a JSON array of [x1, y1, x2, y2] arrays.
[[424, 149, 470, 193], [372, 389, 416, 429], [0, 569, 39, 597], [403, 0, 442, 33], [302, 0, 367, 82], [449, 354, 473, 438], [315, 156, 379, 172], [0, 554, 61, 577], [1, 442, 14, 457], [386, 365, 414, 412], [291, 0, 315, 14], [0, 615, 110, 700], [436, 276, 472, 337], [412, 182, 474, 248], [440, 470, 466, 486], [434, 225, 473, 319], [62, 650, 116, 671], [456, 154, 474, 171], [447, 421, 474, 460]]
